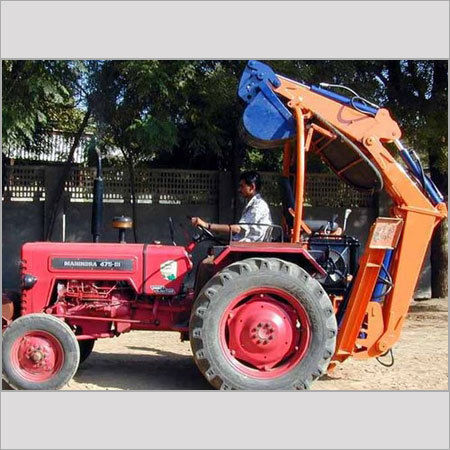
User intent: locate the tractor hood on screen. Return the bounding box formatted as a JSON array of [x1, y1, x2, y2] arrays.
[[19, 242, 193, 314]]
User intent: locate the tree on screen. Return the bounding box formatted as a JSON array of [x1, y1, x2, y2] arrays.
[[2, 60, 87, 149], [2, 60, 94, 240], [164, 60, 249, 218], [87, 60, 180, 241]]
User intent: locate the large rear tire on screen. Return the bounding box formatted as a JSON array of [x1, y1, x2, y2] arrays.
[[189, 258, 337, 390], [2, 314, 80, 390]]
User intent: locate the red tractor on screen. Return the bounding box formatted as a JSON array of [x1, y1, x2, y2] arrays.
[[2, 61, 446, 390]]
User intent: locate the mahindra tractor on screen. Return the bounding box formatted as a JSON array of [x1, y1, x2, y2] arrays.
[[2, 61, 447, 390]]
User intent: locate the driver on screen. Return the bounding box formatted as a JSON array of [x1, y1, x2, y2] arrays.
[[191, 171, 272, 242], [192, 171, 273, 295]]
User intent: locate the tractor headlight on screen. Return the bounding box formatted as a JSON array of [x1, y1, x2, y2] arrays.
[[22, 274, 37, 289]]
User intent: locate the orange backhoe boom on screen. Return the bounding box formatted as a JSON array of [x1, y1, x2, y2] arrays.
[[238, 61, 447, 365]]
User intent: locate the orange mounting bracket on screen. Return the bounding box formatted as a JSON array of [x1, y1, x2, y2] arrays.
[[332, 217, 403, 363]]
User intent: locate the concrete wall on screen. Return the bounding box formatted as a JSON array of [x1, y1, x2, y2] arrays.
[[2, 200, 45, 291]]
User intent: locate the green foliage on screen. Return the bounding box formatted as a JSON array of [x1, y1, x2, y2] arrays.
[[373, 61, 447, 172], [2, 60, 87, 149], [160, 60, 246, 170], [243, 148, 282, 172], [87, 60, 182, 165]]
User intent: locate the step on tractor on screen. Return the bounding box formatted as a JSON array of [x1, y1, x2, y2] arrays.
[[2, 61, 447, 390]]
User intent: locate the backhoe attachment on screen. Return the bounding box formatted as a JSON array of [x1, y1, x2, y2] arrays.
[[238, 60, 447, 366]]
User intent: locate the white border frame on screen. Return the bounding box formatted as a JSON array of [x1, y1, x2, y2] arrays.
[[1, 1, 449, 449]]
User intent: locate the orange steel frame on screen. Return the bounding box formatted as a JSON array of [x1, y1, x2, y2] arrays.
[[273, 76, 447, 366]]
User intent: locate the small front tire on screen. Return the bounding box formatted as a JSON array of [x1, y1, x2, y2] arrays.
[[2, 314, 80, 390]]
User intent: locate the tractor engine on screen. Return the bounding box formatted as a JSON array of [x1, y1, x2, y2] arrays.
[[52, 280, 133, 319], [45, 279, 193, 338], [46, 280, 135, 337]]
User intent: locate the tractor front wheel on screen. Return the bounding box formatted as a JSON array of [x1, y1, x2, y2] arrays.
[[190, 258, 337, 390], [2, 314, 80, 390]]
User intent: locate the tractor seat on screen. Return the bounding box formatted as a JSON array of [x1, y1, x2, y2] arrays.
[[304, 219, 339, 233]]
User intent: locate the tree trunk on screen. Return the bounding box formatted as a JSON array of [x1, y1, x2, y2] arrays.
[[231, 134, 245, 222], [430, 219, 448, 298], [45, 108, 91, 240], [2, 154, 9, 193], [429, 150, 448, 298]]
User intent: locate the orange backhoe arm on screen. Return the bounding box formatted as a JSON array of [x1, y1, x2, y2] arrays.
[[275, 75, 447, 363], [239, 64, 447, 365]]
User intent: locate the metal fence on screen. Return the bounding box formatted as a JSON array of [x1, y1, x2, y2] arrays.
[[260, 171, 374, 208], [2, 166, 374, 208]]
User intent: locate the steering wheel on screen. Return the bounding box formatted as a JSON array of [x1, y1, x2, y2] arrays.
[[196, 224, 215, 240], [187, 216, 222, 244]]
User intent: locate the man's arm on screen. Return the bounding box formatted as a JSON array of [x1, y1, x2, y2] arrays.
[[191, 217, 241, 235]]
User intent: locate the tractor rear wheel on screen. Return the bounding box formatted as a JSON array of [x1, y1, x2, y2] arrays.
[[189, 258, 337, 390], [2, 314, 80, 390], [78, 339, 96, 364]]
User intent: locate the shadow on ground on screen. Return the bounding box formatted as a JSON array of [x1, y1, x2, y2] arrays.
[[2, 348, 212, 391], [72, 348, 212, 390]]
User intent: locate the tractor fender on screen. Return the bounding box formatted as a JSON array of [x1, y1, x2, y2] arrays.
[[212, 242, 326, 277]]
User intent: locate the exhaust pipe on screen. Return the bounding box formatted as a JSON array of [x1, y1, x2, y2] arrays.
[[91, 147, 104, 243]]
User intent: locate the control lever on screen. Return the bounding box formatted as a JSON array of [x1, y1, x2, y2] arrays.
[[343, 208, 352, 234], [168, 217, 176, 245]]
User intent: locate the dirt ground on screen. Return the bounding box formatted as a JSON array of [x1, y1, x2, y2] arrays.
[[3, 299, 448, 391]]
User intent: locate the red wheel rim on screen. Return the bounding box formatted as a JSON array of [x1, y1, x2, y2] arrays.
[[10, 331, 65, 382], [219, 287, 311, 379]]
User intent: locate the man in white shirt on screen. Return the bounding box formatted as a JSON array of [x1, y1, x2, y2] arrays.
[[191, 171, 273, 242], [191, 171, 273, 294]]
